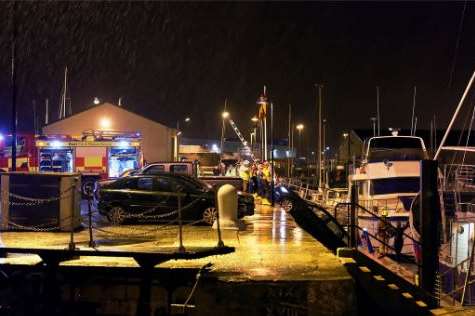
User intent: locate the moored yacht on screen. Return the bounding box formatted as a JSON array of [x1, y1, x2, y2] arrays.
[[349, 131, 428, 255]]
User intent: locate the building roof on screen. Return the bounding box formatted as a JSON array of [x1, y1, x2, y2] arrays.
[[44, 102, 174, 130]]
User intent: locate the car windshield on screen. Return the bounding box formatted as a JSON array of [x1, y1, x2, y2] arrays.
[[367, 137, 426, 162]]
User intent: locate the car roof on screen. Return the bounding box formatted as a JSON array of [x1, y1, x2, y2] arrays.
[[126, 173, 195, 180]]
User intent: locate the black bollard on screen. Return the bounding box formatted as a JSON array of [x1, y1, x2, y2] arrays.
[[350, 184, 358, 248], [420, 160, 440, 307], [87, 188, 95, 248]]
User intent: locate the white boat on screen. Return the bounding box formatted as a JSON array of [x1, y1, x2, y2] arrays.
[[349, 132, 428, 256]]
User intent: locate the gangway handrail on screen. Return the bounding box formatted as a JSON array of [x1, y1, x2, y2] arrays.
[[302, 199, 350, 241], [334, 202, 421, 246]]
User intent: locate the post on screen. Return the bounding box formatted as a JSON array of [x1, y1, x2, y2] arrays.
[[420, 160, 440, 307], [316, 84, 323, 189], [176, 120, 180, 162], [87, 186, 95, 248], [376, 86, 381, 136], [270, 102, 275, 206], [177, 193, 185, 253], [11, 3, 17, 171], [287, 104, 291, 179], [220, 99, 227, 159], [347, 132, 351, 177], [350, 183, 358, 248], [68, 178, 77, 251], [215, 189, 224, 247]]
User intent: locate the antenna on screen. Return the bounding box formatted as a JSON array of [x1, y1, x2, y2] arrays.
[[45, 98, 49, 125]]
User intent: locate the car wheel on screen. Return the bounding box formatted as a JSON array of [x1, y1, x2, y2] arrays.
[[202, 207, 217, 225], [108, 206, 127, 225], [281, 199, 293, 212]]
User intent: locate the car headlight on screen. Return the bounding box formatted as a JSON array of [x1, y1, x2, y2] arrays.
[[280, 186, 289, 194]]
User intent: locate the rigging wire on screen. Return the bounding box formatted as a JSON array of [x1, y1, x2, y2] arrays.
[[461, 103, 475, 166], [448, 0, 468, 89]]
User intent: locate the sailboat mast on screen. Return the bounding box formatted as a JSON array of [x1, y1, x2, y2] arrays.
[[435, 70, 475, 159], [376, 86, 381, 136], [411, 86, 416, 136]]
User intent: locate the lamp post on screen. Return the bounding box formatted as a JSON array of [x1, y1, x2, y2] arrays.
[[370, 117, 377, 136], [251, 116, 258, 157], [343, 132, 350, 185], [220, 110, 230, 159], [176, 117, 191, 161], [296, 124, 304, 158]]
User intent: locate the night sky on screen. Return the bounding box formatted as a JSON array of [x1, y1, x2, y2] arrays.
[[0, 1, 474, 149]]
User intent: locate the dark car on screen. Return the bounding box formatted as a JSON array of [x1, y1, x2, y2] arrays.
[[96, 173, 254, 225]]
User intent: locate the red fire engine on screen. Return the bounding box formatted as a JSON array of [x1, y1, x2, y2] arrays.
[[0, 133, 38, 172], [0, 130, 143, 194]]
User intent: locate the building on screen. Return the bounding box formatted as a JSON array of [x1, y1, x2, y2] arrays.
[[43, 102, 177, 162]]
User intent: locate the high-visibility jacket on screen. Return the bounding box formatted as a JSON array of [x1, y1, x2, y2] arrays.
[[262, 166, 271, 182], [239, 165, 250, 181]]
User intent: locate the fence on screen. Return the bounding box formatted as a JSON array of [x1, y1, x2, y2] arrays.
[[1, 182, 227, 254]]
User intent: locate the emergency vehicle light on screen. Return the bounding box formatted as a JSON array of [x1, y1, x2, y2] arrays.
[[51, 140, 64, 148], [118, 140, 130, 148]]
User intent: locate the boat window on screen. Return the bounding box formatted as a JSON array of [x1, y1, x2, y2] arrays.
[[367, 137, 426, 162], [370, 177, 420, 195]]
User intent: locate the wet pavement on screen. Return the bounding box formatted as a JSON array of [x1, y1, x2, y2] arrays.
[[0, 201, 350, 283]]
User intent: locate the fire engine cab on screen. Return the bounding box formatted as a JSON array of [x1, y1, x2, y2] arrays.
[[0, 133, 38, 171], [35, 130, 143, 194]]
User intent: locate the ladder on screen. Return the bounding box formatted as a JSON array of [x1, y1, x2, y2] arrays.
[[228, 119, 254, 159]]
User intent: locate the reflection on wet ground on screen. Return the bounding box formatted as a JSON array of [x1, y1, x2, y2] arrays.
[[0, 202, 350, 282]]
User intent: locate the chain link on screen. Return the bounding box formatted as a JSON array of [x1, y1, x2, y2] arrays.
[[5, 185, 76, 205]]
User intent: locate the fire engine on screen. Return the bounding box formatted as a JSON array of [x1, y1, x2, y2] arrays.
[[0, 133, 38, 172], [0, 130, 143, 194]]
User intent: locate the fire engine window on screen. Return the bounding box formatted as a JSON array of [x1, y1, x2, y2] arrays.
[[109, 147, 140, 178], [39, 148, 73, 173], [137, 177, 153, 191]]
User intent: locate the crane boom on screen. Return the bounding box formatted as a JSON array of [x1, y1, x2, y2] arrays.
[[228, 119, 254, 159]]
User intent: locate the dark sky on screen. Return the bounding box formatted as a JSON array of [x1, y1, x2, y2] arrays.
[[0, 1, 474, 149]]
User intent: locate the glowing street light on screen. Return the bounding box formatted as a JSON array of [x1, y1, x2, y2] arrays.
[[222, 111, 230, 119], [184, 117, 191, 123], [296, 124, 304, 131], [93, 97, 100, 105], [251, 116, 259, 123]]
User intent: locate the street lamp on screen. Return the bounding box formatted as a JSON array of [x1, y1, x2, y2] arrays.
[[222, 111, 230, 119], [176, 117, 191, 161], [342, 132, 351, 185], [251, 116, 258, 123], [296, 124, 304, 158]]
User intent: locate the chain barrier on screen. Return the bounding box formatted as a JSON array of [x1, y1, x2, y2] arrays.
[[5, 186, 76, 205], [92, 219, 204, 238], [120, 191, 208, 221]]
